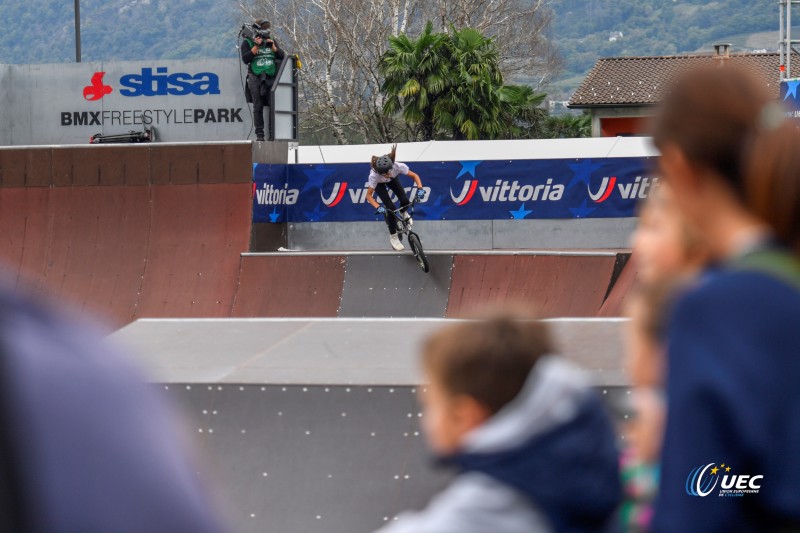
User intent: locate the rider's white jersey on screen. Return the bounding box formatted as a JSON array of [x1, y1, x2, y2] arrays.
[[368, 162, 409, 189]]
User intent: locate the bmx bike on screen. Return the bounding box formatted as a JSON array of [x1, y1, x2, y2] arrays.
[[383, 189, 429, 273]]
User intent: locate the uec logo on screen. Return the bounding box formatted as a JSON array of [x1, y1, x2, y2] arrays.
[[686, 463, 720, 497], [686, 463, 763, 497]]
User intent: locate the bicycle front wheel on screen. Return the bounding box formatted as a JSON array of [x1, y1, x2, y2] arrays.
[[407, 232, 429, 273]]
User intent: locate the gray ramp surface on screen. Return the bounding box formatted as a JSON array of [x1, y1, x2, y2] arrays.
[[338, 255, 453, 317], [168, 384, 450, 533], [112, 318, 443, 385], [108, 318, 633, 533], [111, 318, 628, 386], [167, 383, 632, 533], [286, 219, 637, 251]]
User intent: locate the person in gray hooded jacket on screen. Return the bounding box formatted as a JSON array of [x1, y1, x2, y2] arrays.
[[376, 315, 621, 533]]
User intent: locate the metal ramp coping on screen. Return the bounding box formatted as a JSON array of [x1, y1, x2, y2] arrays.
[[241, 249, 629, 257]]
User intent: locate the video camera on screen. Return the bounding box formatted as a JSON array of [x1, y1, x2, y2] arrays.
[[241, 24, 272, 43]]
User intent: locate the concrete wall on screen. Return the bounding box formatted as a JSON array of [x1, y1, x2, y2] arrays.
[[0, 65, 9, 145], [297, 136, 659, 163], [285, 218, 637, 251], [1, 59, 253, 145]]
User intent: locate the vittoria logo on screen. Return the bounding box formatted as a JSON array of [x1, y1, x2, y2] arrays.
[[254, 183, 299, 206], [318, 182, 430, 206], [588, 176, 618, 203], [321, 182, 348, 207], [587, 176, 659, 203], [450, 179, 563, 206], [450, 180, 478, 205]]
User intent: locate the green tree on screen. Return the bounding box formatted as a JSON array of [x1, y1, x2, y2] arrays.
[[542, 113, 591, 139], [380, 24, 548, 141], [379, 21, 448, 141], [434, 27, 506, 140]]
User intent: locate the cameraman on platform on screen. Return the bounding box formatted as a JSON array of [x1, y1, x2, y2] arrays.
[[241, 19, 285, 142]]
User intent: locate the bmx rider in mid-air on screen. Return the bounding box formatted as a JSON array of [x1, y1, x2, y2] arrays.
[[366, 145, 424, 251]]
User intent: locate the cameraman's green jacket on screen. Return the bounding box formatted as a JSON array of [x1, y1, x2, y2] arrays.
[[245, 38, 277, 77]]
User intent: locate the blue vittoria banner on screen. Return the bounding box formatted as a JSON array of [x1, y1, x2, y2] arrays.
[[780, 78, 800, 121], [252, 157, 657, 223]]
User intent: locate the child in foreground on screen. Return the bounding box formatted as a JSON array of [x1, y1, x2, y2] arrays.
[[619, 280, 683, 532], [376, 316, 621, 533]]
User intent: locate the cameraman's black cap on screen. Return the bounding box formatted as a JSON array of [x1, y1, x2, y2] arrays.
[[254, 19, 270, 29]]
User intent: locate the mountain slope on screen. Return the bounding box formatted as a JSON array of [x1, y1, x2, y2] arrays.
[[0, 0, 240, 64], [0, 0, 785, 103], [550, 0, 778, 86]]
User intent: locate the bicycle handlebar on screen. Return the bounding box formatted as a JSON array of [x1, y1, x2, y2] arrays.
[[385, 187, 421, 215]]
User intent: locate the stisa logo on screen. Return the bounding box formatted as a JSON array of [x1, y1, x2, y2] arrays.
[[686, 463, 763, 498], [82, 67, 221, 100], [83, 72, 114, 101]]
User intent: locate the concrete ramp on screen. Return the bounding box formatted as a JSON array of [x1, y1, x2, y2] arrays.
[[338, 255, 454, 318], [599, 253, 638, 317], [110, 317, 631, 533], [0, 185, 151, 321], [239, 251, 632, 319], [233, 255, 346, 317], [170, 383, 448, 533], [447, 253, 621, 318], [0, 144, 637, 329], [134, 183, 251, 319], [112, 318, 629, 388], [0, 143, 252, 328]]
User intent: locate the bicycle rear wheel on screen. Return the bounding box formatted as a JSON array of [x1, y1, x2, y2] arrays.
[[407, 232, 429, 273]]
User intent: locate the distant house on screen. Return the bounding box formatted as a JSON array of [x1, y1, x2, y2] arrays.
[[568, 46, 800, 137]]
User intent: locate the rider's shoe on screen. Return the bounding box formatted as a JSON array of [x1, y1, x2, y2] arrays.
[[403, 211, 413, 227], [389, 233, 405, 251]]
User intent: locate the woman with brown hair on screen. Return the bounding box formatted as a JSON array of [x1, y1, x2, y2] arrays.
[[366, 145, 424, 251], [649, 65, 800, 532]]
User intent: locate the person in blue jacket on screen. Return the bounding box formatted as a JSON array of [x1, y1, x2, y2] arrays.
[[0, 284, 227, 533], [376, 315, 621, 533], [649, 65, 800, 532]]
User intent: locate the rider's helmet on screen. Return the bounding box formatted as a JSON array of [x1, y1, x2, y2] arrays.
[[375, 155, 394, 175]]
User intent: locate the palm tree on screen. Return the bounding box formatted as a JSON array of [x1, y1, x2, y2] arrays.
[[380, 24, 549, 141], [432, 27, 547, 140], [379, 21, 448, 141], [542, 113, 592, 138]]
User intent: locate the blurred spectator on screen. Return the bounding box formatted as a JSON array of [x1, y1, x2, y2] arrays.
[[619, 280, 682, 532], [376, 315, 621, 533], [745, 117, 800, 255], [649, 65, 800, 532], [0, 286, 227, 532], [626, 180, 708, 453], [632, 182, 709, 285], [619, 182, 711, 531]]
